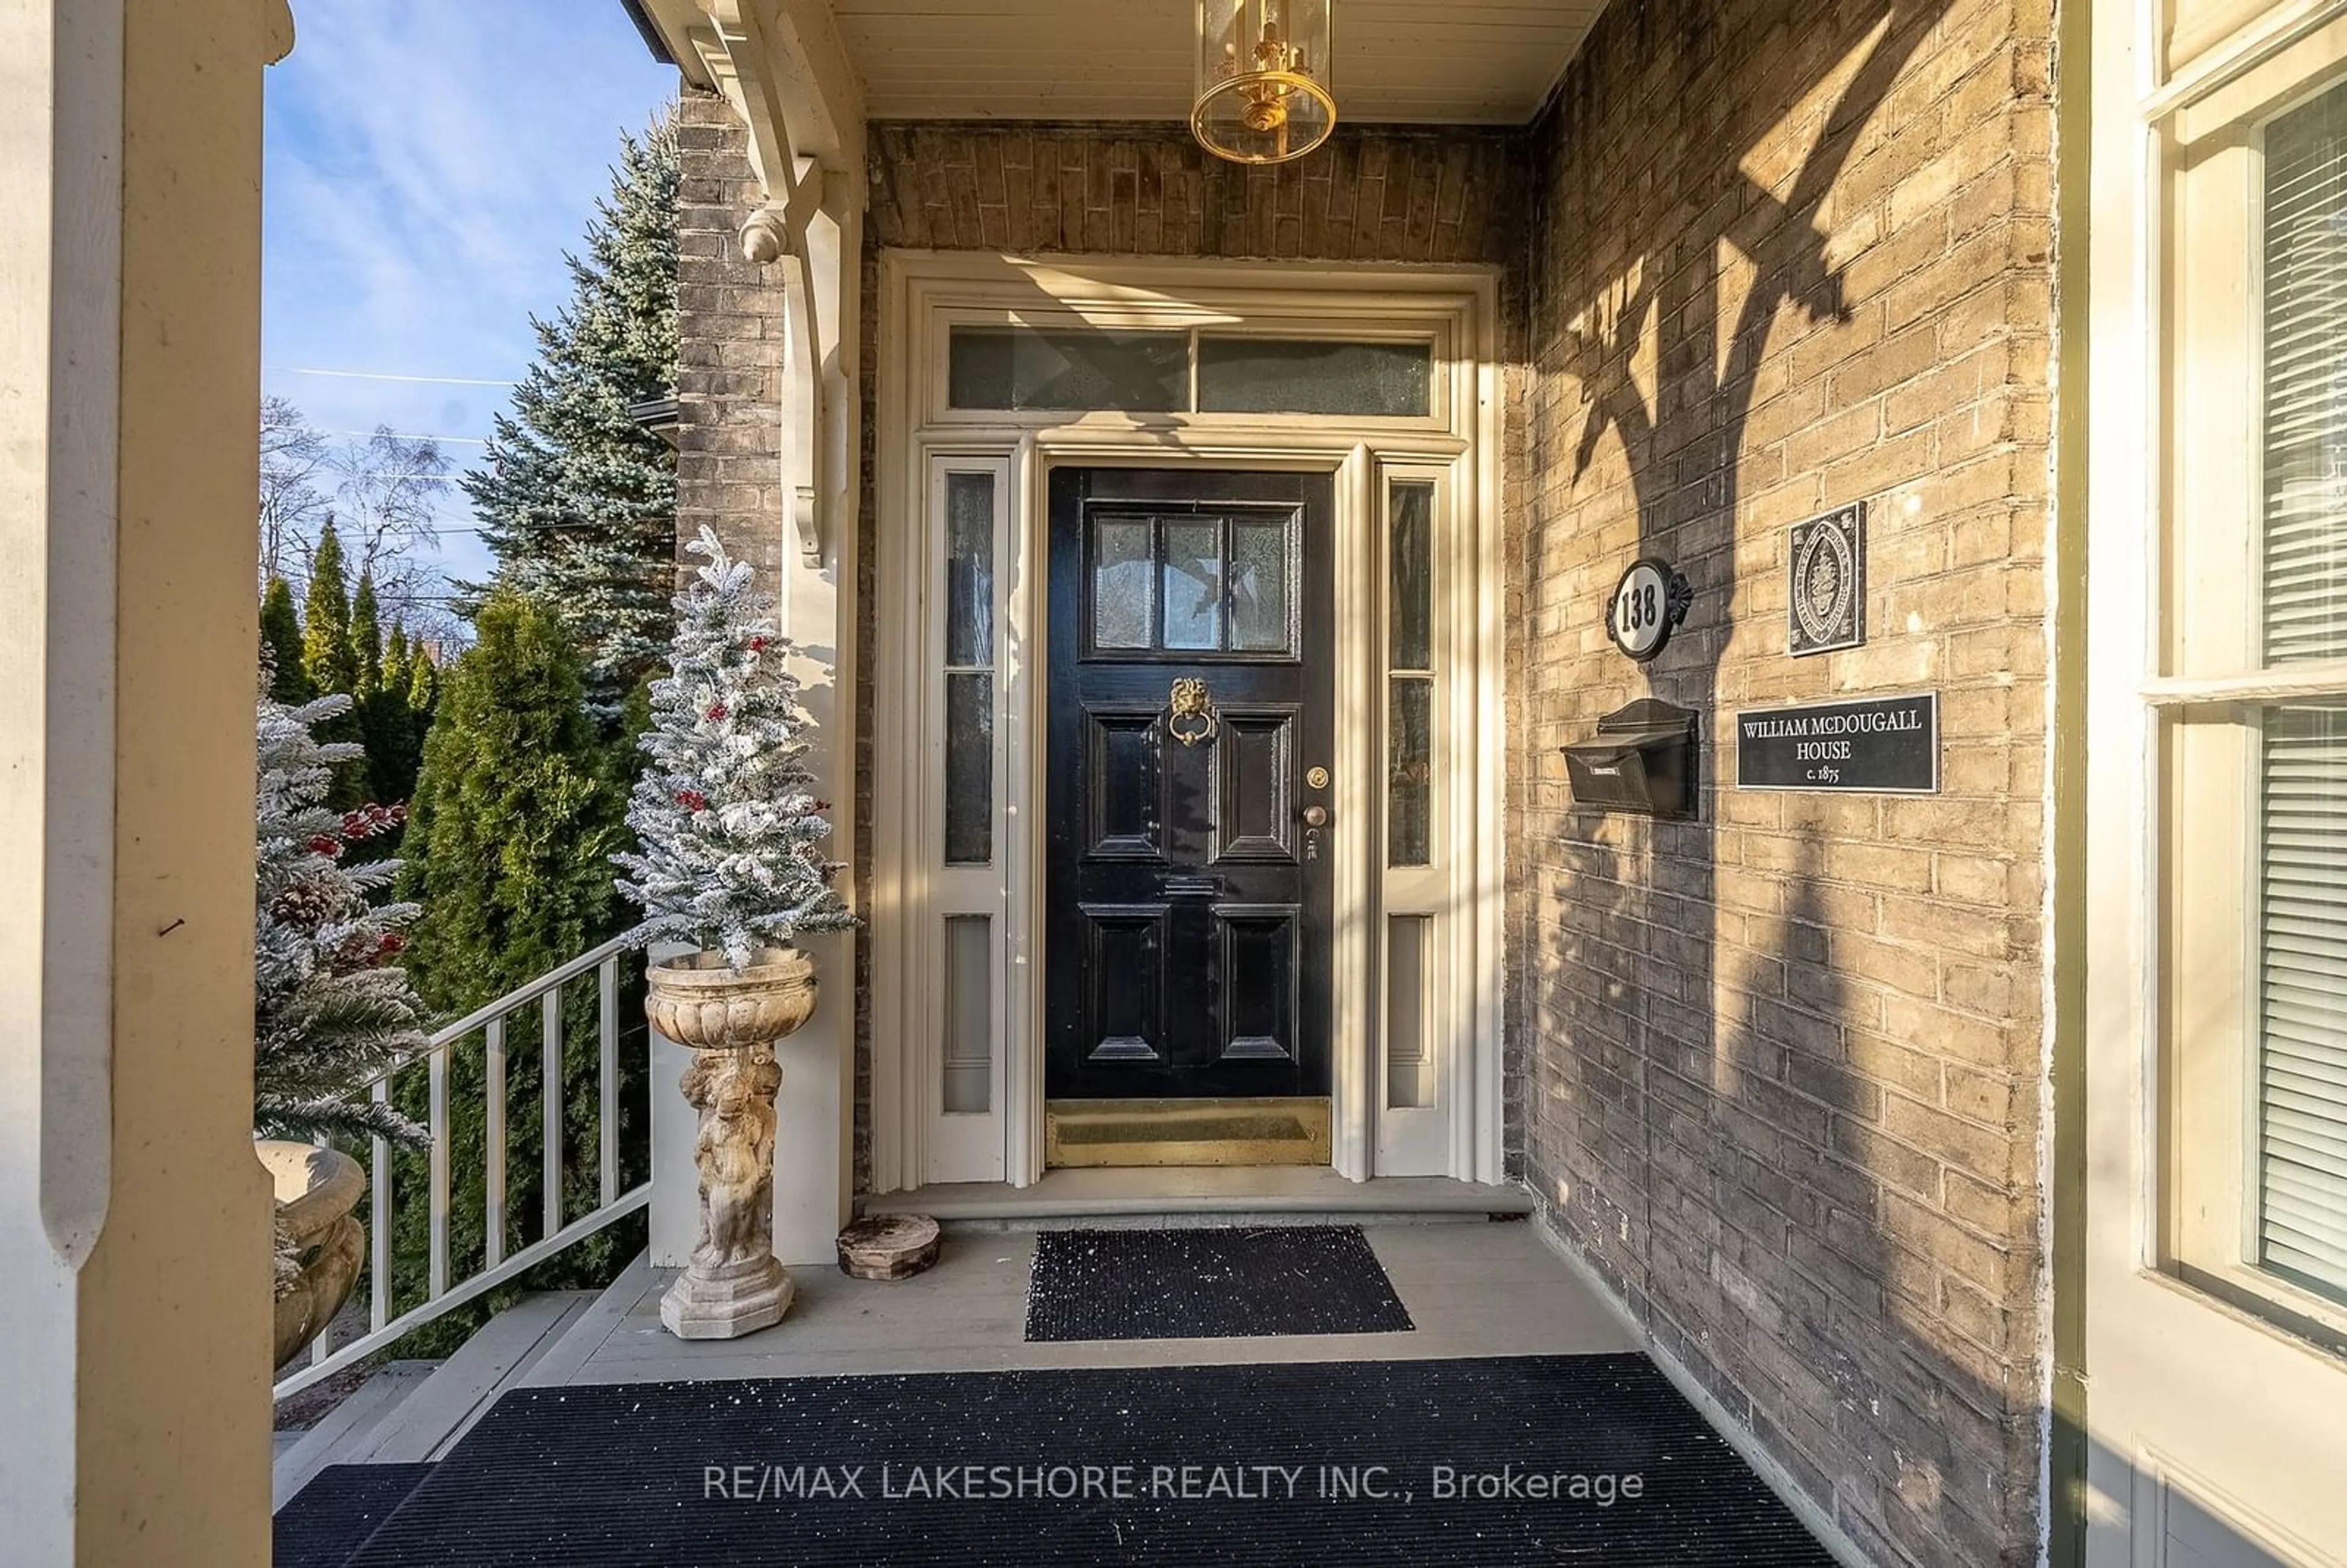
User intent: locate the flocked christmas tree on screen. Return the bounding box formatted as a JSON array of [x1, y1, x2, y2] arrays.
[[614, 528, 855, 968], [253, 687, 430, 1148]]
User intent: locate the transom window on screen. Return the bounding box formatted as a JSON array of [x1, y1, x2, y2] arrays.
[[947, 325, 1432, 417]]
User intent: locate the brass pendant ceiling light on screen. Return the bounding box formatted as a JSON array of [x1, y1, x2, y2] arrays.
[[1192, 0, 1336, 165]]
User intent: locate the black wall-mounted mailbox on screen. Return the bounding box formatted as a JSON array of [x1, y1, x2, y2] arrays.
[[1563, 699, 1700, 820]]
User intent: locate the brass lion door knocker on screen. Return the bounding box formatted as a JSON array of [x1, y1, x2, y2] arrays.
[[1166, 676, 1219, 747]]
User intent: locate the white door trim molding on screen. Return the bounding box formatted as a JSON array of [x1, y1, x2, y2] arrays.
[[870, 251, 1503, 1192]]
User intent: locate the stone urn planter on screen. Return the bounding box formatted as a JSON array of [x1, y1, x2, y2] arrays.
[[645, 945, 817, 1339], [259, 1140, 366, 1370]]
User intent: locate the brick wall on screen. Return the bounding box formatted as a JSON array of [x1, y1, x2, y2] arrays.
[[675, 92, 787, 586], [1508, 2, 2054, 1564], [863, 122, 1522, 263]]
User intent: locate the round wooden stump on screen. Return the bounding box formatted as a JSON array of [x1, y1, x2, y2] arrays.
[[836, 1214, 941, 1280]]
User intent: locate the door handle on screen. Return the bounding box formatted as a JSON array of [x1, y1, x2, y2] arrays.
[[1299, 802, 1328, 864]]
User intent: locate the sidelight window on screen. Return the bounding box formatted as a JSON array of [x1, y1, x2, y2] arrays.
[[942, 470, 998, 865], [1378, 471, 1450, 1152], [919, 455, 1015, 1171], [1387, 481, 1436, 867]]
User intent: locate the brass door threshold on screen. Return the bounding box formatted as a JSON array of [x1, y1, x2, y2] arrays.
[[1045, 1097, 1332, 1168]]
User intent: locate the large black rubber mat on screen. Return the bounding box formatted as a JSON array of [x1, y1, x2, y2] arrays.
[[345, 1354, 1835, 1566], [273, 1462, 434, 1568]]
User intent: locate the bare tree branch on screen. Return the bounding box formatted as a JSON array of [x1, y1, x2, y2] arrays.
[[257, 404, 468, 643], [259, 395, 332, 587]]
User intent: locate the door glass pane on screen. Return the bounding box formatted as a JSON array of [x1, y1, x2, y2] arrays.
[[1387, 915, 1431, 1109], [2264, 83, 2347, 665], [1230, 517, 1291, 652], [945, 673, 993, 864], [1162, 520, 1224, 651], [942, 916, 991, 1115], [1092, 518, 1156, 649], [1389, 678, 1432, 866], [1390, 482, 1433, 670], [944, 471, 994, 667], [949, 326, 1188, 412], [2258, 703, 2347, 1297], [1196, 337, 1433, 417]]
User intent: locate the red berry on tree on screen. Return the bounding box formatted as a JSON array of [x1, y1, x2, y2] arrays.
[[746, 635, 768, 653], [706, 702, 728, 721], [307, 835, 342, 857], [676, 789, 708, 812]]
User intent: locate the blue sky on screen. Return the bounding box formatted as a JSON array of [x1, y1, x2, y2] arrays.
[[263, 0, 678, 588]]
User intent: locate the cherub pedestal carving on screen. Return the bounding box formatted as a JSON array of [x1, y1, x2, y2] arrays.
[[644, 947, 817, 1340]]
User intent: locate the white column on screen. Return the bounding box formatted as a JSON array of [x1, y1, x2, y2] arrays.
[[767, 191, 859, 1264], [650, 186, 862, 1271], [0, 1, 279, 1563]]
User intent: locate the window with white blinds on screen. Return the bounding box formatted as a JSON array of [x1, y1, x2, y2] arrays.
[[2255, 83, 2347, 1297]]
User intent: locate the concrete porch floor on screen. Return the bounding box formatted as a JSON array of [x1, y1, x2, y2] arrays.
[[531, 1220, 1638, 1388], [277, 1218, 1641, 1505]]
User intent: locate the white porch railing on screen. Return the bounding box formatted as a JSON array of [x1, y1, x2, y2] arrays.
[[272, 936, 652, 1400]]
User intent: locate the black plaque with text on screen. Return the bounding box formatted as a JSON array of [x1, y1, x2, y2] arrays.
[[1735, 692, 1938, 793]]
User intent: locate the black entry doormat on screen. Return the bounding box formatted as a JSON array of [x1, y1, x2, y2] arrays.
[[342, 1356, 1835, 1567], [1024, 1225, 1414, 1341]]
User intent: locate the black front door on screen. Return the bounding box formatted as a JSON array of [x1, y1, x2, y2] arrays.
[[1045, 467, 1333, 1101]]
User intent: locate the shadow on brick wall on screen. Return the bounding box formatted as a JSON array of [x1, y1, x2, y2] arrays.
[[1507, 4, 2063, 1565]]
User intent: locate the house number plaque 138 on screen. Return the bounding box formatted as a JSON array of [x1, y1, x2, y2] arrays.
[[1604, 557, 1693, 664]]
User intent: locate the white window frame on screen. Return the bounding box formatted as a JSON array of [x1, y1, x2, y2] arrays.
[[2143, 21, 2347, 1343], [870, 253, 1502, 1190], [2084, 2, 2347, 1559]]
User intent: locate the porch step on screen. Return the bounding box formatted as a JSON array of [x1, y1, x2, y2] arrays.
[[352, 1290, 598, 1464], [271, 1291, 598, 1509], [860, 1167, 1533, 1228], [273, 1361, 438, 1511]]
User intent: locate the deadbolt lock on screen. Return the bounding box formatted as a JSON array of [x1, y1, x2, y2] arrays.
[[1306, 766, 1330, 789]]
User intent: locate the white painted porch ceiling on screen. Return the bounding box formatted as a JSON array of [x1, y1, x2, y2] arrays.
[[829, 0, 1606, 125]]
